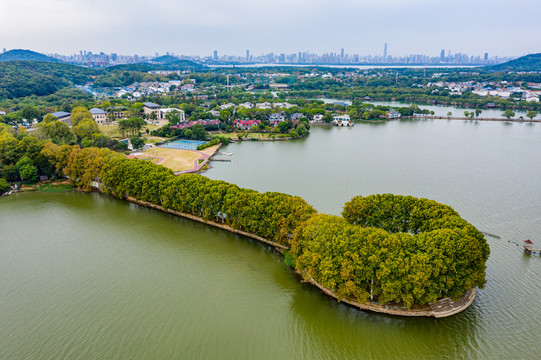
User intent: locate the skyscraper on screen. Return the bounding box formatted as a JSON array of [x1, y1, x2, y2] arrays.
[[341, 48, 344, 59], [484, 53, 488, 61], [383, 43, 388, 61], [213, 50, 218, 60], [440, 49, 445, 61], [246, 49, 250, 61]]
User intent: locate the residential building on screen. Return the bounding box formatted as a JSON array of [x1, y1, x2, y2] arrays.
[[290, 113, 305, 121], [220, 103, 235, 110], [332, 114, 353, 126], [238, 102, 254, 109], [311, 114, 324, 123], [386, 111, 401, 119], [234, 119, 260, 130], [160, 108, 185, 122], [256, 102, 272, 109]]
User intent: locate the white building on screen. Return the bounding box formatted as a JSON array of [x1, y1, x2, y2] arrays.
[[332, 114, 353, 126], [160, 108, 186, 122]]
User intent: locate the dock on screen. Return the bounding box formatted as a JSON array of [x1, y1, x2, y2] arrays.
[[211, 158, 233, 162]]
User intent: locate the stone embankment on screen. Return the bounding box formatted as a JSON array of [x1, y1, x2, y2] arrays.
[[94, 188, 477, 318]]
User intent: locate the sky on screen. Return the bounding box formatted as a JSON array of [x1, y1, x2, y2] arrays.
[[1, 0, 540, 58]]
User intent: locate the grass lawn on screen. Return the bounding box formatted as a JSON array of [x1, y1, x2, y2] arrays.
[[211, 132, 238, 139], [140, 147, 201, 172], [245, 132, 275, 139], [100, 119, 169, 139], [201, 144, 220, 156]]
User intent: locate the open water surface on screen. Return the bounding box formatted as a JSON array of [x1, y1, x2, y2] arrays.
[[1, 119, 541, 359]]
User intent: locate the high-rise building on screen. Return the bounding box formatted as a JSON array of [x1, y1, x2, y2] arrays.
[[341, 48, 345, 59], [383, 43, 388, 61], [213, 50, 218, 60], [440, 49, 445, 61], [246, 49, 250, 61], [484, 53, 488, 61]]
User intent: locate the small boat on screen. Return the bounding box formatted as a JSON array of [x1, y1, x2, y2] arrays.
[[219, 152, 233, 156]]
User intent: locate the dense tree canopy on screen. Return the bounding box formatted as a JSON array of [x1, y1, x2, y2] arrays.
[[292, 194, 490, 308]]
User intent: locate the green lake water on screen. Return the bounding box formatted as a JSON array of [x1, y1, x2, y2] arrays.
[[1, 119, 540, 359]]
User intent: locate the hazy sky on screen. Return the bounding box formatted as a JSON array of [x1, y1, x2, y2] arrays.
[[1, 0, 539, 57]]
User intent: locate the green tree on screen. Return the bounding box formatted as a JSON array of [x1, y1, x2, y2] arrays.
[[474, 109, 482, 118], [502, 109, 515, 120], [70, 106, 93, 127], [130, 136, 145, 150], [21, 106, 44, 122], [74, 119, 100, 141], [1, 164, 18, 182], [322, 112, 333, 123], [16, 156, 38, 181], [526, 110, 538, 120], [0, 178, 10, 194]]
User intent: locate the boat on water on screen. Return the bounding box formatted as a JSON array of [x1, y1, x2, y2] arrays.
[[219, 152, 233, 156], [524, 240, 541, 255]]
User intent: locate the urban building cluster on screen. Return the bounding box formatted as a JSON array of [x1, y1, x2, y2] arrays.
[[43, 46, 513, 67], [428, 80, 541, 102]]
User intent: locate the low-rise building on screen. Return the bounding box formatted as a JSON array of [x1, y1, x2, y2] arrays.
[[332, 114, 353, 126], [143, 102, 161, 119], [234, 119, 260, 130], [311, 114, 324, 123], [89, 108, 109, 125], [238, 102, 253, 109], [386, 111, 401, 119], [256, 102, 272, 109], [290, 113, 305, 121], [268, 112, 286, 126], [51, 111, 71, 125], [160, 108, 186, 122]]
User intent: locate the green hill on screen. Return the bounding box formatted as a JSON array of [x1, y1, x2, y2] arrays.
[[489, 53, 541, 71], [103, 59, 204, 73], [0, 61, 94, 99], [150, 55, 181, 64], [0, 49, 62, 63]]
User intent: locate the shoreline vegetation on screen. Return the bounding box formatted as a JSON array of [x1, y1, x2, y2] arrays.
[[5, 143, 486, 318], [119, 192, 478, 318]]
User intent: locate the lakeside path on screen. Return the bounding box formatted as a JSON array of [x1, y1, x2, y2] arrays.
[[88, 185, 477, 319], [413, 115, 541, 123]]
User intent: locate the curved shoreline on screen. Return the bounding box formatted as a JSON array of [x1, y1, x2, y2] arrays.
[[301, 273, 477, 318], [113, 193, 477, 318]]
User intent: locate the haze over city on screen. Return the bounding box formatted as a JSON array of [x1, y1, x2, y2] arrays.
[[1, 0, 539, 57]]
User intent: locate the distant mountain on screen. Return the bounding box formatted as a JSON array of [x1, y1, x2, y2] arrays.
[[489, 53, 541, 71], [150, 55, 181, 64], [0, 49, 62, 63]]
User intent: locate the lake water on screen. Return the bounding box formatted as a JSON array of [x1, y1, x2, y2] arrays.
[[319, 98, 541, 120], [2, 119, 541, 359]]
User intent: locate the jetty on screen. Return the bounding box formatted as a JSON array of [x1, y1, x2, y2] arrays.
[[524, 240, 541, 255]]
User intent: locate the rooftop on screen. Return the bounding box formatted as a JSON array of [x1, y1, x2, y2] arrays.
[[89, 108, 107, 115]]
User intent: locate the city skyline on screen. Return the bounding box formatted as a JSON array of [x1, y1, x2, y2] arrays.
[[41, 47, 510, 67], [1, 0, 539, 58]]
